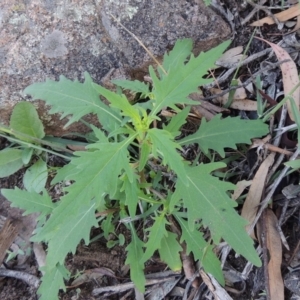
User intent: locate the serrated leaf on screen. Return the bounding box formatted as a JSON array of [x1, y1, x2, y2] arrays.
[[112, 79, 150, 94], [50, 159, 81, 184], [150, 40, 231, 116], [176, 216, 224, 285], [159, 232, 182, 271], [0, 149, 24, 178], [101, 212, 115, 239], [179, 115, 269, 157], [126, 225, 146, 292], [24, 72, 122, 131], [1, 187, 54, 216], [92, 83, 141, 124], [46, 202, 98, 267], [10, 102, 45, 141], [164, 106, 190, 137], [139, 139, 152, 171], [91, 124, 109, 143], [33, 137, 135, 248], [174, 163, 261, 267], [162, 39, 193, 74], [141, 214, 168, 262], [121, 172, 139, 217], [23, 158, 48, 193], [38, 264, 69, 300], [148, 128, 188, 185]]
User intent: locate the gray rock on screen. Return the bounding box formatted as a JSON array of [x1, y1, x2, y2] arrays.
[[0, 0, 231, 135]]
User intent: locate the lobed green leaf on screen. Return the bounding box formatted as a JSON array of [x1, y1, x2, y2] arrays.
[[32, 136, 136, 268], [92, 83, 141, 126], [112, 79, 150, 95], [174, 163, 261, 267], [148, 128, 188, 185], [162, 39, 193, 75], [1, 188, 54, 217], [24, 72, 122, 131], [38, 264, 69, 300], [159, 232, 182, 271], [176, 216, 224, 285], [179, 115, 269, 157], [141, 214, 168, 263], [125, 225, 146, 292], [150, 40, 231, 116], [120, 171, 139, 217], [46, 202, 98, 267], [164, 106, 190, 137]]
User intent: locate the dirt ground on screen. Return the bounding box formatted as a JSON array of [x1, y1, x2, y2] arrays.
[[1, 0, 300, 299]]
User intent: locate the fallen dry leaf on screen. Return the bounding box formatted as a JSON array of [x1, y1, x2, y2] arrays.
[[210, 86, 260, 111], [227, 99, 260, 111], [181, 242, 200, 288], [251, 136, 294, 156], [69, 267, 115, 287], [199, 269, 233, 300], [293, 14, 300, 31], [257, 209, 284, 300], [241, 153, 275, 239], [216, 46, 247, 67], [251, 5, 300, 26], [189, 92, 230, 121], [256, 37, 300, 121], [33, 243, 46, 275], [231, 180, 252, 201], [250, 135, 272, 149]]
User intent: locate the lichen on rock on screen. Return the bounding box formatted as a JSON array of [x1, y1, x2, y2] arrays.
[[103, 0, 140, 21], [40, 30, 68, 58]]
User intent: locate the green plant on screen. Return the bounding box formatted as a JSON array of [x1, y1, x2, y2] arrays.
[[0, 102, 90, 193], [0, 102, 50, 193], [2, 39, 268, 300]]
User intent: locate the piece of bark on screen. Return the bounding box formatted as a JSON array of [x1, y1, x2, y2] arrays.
[[0, 218, 20, 265]]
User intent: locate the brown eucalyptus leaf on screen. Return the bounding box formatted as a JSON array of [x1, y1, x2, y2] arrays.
[[241, 153, 275, 239], [256, 37, 300, 121], [211, 86, 258, 111], [226, 99, 259, 111], [231, 180, 252, 201], [251, 5, 300, 26], [216, 46, 246, 67], [258, 210, 284, 300]]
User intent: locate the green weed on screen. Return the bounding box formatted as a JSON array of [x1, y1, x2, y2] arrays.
[[1, 39, 268, 300]]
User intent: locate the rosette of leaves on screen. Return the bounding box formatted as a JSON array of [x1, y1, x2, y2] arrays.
[[2, 39, 268, 300]]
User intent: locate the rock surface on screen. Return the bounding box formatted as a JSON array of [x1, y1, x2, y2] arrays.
[[0, 0, 231, 135]]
